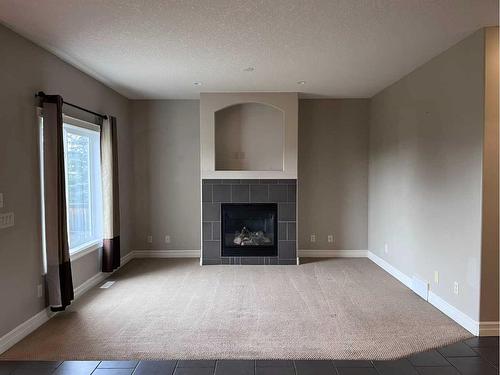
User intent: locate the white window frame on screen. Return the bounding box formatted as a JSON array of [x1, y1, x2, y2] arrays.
[[62, 115, 103, 260], [38, 110, 103, 268], [37, 108, 47, 274]]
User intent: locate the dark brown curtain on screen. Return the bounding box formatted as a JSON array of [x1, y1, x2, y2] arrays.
[[42, 95, 74, 311], [101, 116, 120, 272]]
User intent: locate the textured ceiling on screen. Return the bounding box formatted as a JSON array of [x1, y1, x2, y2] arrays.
[[0, 1, 497, 99]]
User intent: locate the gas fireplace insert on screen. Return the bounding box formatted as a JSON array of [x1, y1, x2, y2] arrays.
[[221, 203, 278, 257]]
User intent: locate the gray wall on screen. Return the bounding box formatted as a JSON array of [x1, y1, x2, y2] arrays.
[[0, 24, 133, 337], [131, 99, 370, 254], [298, 99, 369, 250], [368, 29, 485, 320], [131, 100, 201, 251]]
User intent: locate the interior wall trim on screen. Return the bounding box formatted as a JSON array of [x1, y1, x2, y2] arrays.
[[0, 251, 134, 355], [73, 271, 108, 300], [132, 250, 201, 258], [298, 250, 368, 258], [73, 250, 134, 299], [0, 308, 54, 355], [367, 251, 412, 289], [366, 251, 492, 336], [427, 291, 479, 335]]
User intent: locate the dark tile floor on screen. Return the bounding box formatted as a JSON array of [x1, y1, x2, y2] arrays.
[[0, 337, 497, 375]]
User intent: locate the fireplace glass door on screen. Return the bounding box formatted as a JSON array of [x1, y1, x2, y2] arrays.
[[221, 203, 278, 257]]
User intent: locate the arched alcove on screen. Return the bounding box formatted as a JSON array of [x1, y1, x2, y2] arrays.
[[214, 102, 284, 171]]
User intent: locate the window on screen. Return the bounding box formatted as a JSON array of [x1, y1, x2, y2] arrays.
[[63, 121, 103, 252], [39, 113, 103, 259], [38, 114, 47, 272]]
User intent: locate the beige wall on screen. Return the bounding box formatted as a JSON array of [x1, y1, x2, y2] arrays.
[[130, 99, 370, 253], [2, 20, 495, 342], [0, 24, 133, 337], [298, 99, 369, 250], [480, 27, 499, 322], [131, 100, 201, 251], [200, 92, 298, 180], [368, 29, 485, 320], [215, 103, 284, 171]]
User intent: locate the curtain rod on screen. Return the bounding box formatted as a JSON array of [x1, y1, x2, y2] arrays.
[[35, 91, 108, 120]]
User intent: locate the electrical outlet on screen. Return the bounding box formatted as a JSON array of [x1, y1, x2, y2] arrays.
[[453, 281, 459, 295], [310, 234, 316, 243], [327, 234, 334, 243], [434, 271, 439, 284], [165, 235, 171, 243], [37, 284, 43, 298], [147, 235, 153, 244], [384, 243, 389, 254]]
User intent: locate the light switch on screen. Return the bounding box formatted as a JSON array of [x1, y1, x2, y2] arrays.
[[0, 212, 15, 229]]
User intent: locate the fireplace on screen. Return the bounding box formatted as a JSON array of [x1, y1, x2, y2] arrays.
[[202, 179, 296, 265], [200, 93, 298, 265], [221, 203, 278, 257]]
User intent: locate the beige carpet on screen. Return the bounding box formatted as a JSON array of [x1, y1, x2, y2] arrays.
[[1, 258, 471, 360]]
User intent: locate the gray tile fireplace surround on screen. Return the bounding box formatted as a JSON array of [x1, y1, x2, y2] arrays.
[[202, 179, 297, 265]]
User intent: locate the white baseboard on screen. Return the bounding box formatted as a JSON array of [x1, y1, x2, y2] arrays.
[[137, 249, 365, 259], [120, 250, 135, 264], [74, 251, 134, 299], [411, 275, 430, 301], [479, 321, 500, 336], [366, 251, 496, 336], [74, 272, 108, 300], [298, 249, 368, 258], [0, 308, 55, 355], [0, 251, 133, 355], [133, 249, 201, 258], [367, 251, 412, 289], [314, 250, 491, 336], [428, 291, 479, 335]]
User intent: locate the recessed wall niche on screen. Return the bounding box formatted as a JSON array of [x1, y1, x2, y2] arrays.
[[200, 92, 297, 179], [214, 103, 284, 171]]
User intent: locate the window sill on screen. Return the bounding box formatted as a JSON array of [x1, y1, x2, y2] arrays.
[[70, 240, 102, 261]]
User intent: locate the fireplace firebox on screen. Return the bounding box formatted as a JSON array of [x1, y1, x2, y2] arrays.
[[221, 203, 278, 257]]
